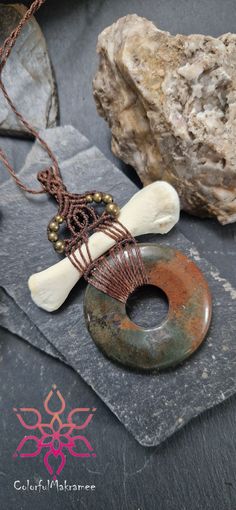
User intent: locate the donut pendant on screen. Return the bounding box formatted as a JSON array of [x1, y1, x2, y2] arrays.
[[84, 244, 212, 371]]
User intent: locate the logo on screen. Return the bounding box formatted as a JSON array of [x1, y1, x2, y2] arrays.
[[13, 385, 96, 479]]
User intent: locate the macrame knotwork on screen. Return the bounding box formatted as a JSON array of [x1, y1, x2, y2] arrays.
[[0, 0, 148, 304], [38, 168, 149, 303]]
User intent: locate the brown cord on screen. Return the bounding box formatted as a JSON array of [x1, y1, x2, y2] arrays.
[[0, 0, 148, 303], [38, 170, 148, 302], [0, 0, 60, 194]]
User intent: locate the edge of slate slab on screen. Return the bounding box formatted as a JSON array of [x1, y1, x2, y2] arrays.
[[1, 125, 236, 447]]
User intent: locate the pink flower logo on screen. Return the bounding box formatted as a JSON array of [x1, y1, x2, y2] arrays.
[[13, 385, 96, 479]]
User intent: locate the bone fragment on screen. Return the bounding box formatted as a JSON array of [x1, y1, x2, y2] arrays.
[[28, 181, 180, 311]]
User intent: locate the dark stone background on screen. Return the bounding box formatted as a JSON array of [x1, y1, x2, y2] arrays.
[[1, 1, 236, 508]]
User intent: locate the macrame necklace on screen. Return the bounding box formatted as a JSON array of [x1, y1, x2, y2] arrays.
[[0, 0, 212, 371]]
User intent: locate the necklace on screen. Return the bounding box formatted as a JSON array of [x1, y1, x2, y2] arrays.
[[0, 0, 212, 371]]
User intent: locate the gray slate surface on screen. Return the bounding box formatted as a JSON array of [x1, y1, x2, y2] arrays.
[[0, 287, 66, 362], [1, 125, 236, 446], [0, 3, 58, 137]]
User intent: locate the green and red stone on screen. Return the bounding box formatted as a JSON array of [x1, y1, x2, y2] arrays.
[[84, 244, 212, 371]]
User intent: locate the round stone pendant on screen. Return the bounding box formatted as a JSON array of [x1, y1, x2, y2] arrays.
[[84, 244, 212, 371]]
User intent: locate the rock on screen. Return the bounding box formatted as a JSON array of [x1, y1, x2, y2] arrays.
[[0, 4, 58, 137], [85, 244, 212, 370], [93, 14, 236, 225]]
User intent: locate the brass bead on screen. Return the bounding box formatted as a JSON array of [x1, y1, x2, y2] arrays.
[[55, 214, 64, 224], [106, 202, 120, 216], [102, 193, 113, 204], [54, 240, 65, 254], [48, 231, 58, 242], [49, 221, 59, 232], [86, 194, 93, 203], [93, 192, 102, 203]]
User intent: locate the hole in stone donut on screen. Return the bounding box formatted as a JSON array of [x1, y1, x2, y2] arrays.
[[126, 284, 169, 329]]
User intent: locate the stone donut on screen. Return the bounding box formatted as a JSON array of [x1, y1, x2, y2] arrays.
[[84, 244, 212, 371]]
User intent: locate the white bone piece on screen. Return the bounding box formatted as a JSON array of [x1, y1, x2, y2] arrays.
[[28, 181, 180, 312]]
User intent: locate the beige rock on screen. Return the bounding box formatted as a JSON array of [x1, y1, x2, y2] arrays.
[[93, 14, 236, 224]]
